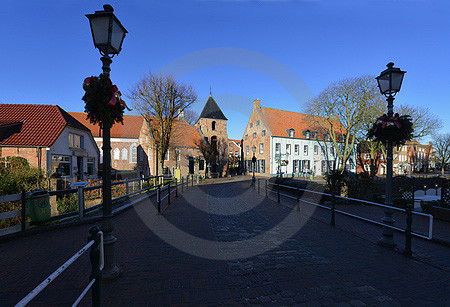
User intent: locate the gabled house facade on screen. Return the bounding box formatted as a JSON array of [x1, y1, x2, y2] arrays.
[[0, 104, 99, 180], [242, 100, 356, 177]]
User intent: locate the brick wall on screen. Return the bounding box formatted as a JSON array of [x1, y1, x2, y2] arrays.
[[0, 146, 48, 171]]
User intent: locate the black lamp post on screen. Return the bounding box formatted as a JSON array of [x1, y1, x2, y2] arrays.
[[86, 4, 127, 279], [376, 62, 406, 247], [252, 154, 257, 185]]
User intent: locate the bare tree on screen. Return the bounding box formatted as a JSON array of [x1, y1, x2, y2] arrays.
[[433, 133, 450, 175], [128, 73, 197, 175], [305, 75, 384, 173], [196, 137, 228, 177], [183, 109, 199, 126], [398, 105, 443, 140]]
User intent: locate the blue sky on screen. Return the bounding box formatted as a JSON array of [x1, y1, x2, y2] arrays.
[[1, 0, 449, 141]]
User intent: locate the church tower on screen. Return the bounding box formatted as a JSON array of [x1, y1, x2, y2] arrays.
[[195, 94, 228, 143]]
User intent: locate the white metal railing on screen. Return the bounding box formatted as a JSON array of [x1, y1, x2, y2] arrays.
[[261, 180, 433, 240], [16, 229, 103, 306]]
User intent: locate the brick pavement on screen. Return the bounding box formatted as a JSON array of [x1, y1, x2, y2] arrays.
[[0, 179, 449, 306]]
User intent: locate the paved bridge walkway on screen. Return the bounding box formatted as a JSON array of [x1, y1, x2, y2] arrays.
[[1, 179, 449, 305]]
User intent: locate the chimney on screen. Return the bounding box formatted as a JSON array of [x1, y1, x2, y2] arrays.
[[253, 99, 260, 109]]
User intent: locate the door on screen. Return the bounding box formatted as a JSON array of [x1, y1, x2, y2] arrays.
[[77, 157, 83, 180], [188, 158, 195, 174]]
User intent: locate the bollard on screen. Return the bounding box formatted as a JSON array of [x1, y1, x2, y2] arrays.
[[265, 180, 268, 197], [404, 203, 412, 257], [277, 184, 280, 203], [175, 178, 178, 197], [168, 181, 171, 205], [88, 226, 102, 307], [296, 187, 300, 211], [157, 185, 161, 213], [330, 193, 336, 226]]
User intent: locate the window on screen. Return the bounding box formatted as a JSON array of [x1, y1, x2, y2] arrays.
[[293, 160, 299, 173], [330, 146, 335, 156], [212, 121, 216, 130], [87, 158, 95, 175], [245, 135, 248, 140], [139, 148, 144, 161], [250, 122, 253, 128], [275, 143, 281, 154], [286, 144, 291, 155], [260, 159, 265, 173], [259, 143, 264, 154], [324, 133, 331, 141], [175, 149, 180, 161], [314, 145, 319, 155], [262, 130, 266, 137], [164, 150, 169, 161], [302, 160, 310, 170], [199, 159, 205, 170], [229, 143, 233, 147], [69, 133, 83, 148], [288, 129, 294, 138], [253, 132, 256, 139], [256, 120, 260, 126], [304, 145, 308, 155], [305, 131, 310, 139], [51, 155, 71, 176], [121, 148, 128, 160], [252, 146, 256, 153], [130, 144, 137, 163], [364, 153, 370, 160], [229, 150, 233, 155], [294, 145, 299, 155], [235, 151, 239, 156], [246, 146, 249, 155], [113, 148, 120, 160]]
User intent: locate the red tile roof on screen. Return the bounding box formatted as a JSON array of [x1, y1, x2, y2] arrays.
[[0, 104, 89, 147], [147, 119, 202, 148], [260, 107, 345, 140], [69, 112, 144, 139]]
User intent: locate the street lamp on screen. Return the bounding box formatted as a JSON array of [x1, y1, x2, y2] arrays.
[[376, 62, 406, 247], [252, 154, 257, 186], [86, 4, 127, 279]]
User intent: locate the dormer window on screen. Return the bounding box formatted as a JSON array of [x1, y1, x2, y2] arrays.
[[303, 130, 310, 139], [324, 133, 331, 141], [286, 128, 295, 138]]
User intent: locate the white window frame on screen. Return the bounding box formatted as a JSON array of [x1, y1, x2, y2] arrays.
[[294, 144, 299, 155], [113, 148, 120, 160], [275, 143, 281, 154], [304, 145, 308, 155], [121, 148, 128, 160], [259, 143, 264, 154]]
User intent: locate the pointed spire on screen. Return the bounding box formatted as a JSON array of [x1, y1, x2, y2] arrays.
[[198, 94, 228, 120], [210, 86, 212, 97]]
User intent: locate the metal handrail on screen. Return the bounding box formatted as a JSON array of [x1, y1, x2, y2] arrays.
[[260, 180, 433, 240], [16, 229, 103, 306]]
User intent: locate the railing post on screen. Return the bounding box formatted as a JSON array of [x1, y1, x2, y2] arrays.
[[330, 192, 336, 226], [157, 185, 161, 213], [139, 178, 142, 190], [88, 226, 102, 307], [175, 178, 178, 197], [404, 203, 412, 257], [265, 180, 268, 197], [296, 187, 300, 211], [168, 181, 171, 205], [153, 177, 156, 188], [181, 177, 184, 192], [78, 187, 85, 219], [277, 184, 280, 203], [21, 189, 27, 231]]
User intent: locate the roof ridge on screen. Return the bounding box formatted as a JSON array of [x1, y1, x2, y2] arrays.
[[261, 106, 308, 116]]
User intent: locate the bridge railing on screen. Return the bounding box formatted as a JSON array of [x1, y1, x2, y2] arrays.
[[255, 178, 434, 256], [15, 226, 103, 307]]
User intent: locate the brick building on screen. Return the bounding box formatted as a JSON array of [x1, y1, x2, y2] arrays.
[[69, 113, 149, 176], [358, 141, 434, 176], [0, 104, 99, 180], [242, 99, 355, 176]]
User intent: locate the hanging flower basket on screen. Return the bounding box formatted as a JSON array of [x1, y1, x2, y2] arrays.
[[82, 73, 130, 127], [367, 113, 414, 145]]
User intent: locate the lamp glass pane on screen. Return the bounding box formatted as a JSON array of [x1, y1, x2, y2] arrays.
[[110, 18, 125, 53], [90, 15, 110, 46], [391, 71, 404, 92], [377, 73, 390, 94]]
